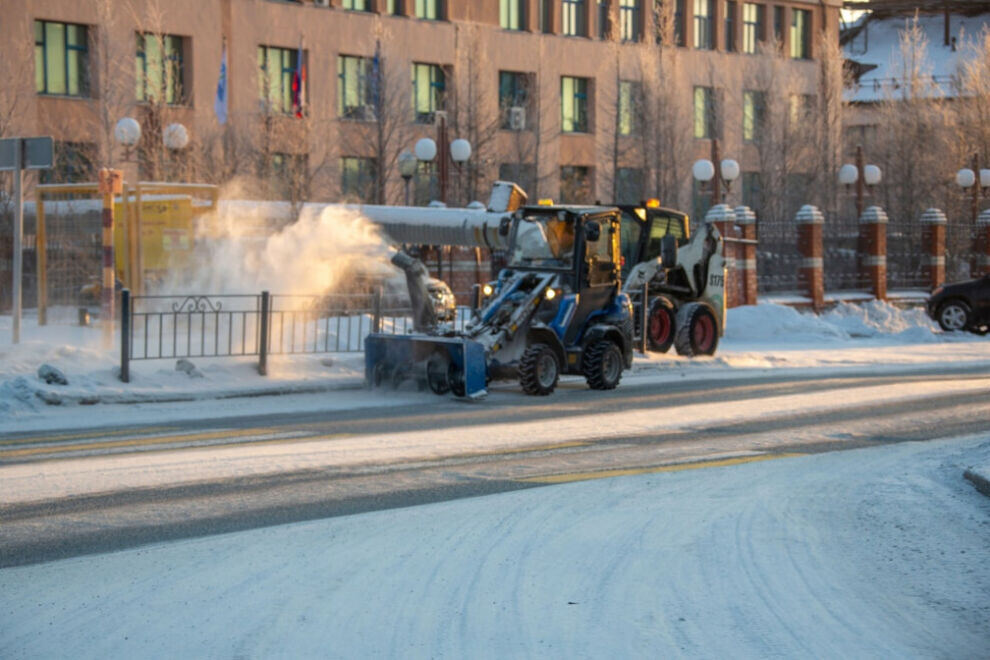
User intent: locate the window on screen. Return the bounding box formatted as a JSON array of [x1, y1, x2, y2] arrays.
[[561, 76, 590, 133], [618, 80, 640, 136], [790, 8, 810, 59], [500, 0, 524, 29], [340, 157, 377, 203], [675, 0, 686, 46], [620, 0, 641, 42], [342, 0, 370, 9], [411, 62, 446, 123], [616, 167, 644, 204], [415, 0, 442, 19], [693, 0, 714, 50], [693, 86, 715, 139], [788, 93, 813, 124], [34, 20, 89, 96], [499, 163, 536, 195], [499, 71, 532, 129], [540, 0, 554, 32], [742, 90, 765, 142], [742, 171, 761, 216], [598, 0, 611, 39], [40, 142, 96, 184], [136, 33, 184, 104], [258, 45, 302, 114], [562, 0, 587, 36], [386, 0, 403, 13], [560, 166, 593, 204], [723, 1, 736, 51], [742, 3, 763, 54], [338, 55, 375, 120], [268, 152, 309, 200], [773, 5, 784, 43]]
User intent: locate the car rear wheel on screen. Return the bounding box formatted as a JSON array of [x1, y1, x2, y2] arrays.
[[936, 300, 971, 332]]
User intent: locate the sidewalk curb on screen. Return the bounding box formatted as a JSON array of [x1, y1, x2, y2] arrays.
[[33, 379, 366, 407], [963, 468, 990, 499]]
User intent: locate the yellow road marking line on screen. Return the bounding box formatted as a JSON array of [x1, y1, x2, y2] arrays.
[[0, 426, 176, 447], [520, 453, 804, 484], [0, 428, 301, 459]]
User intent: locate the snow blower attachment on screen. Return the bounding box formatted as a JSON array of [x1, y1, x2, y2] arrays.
[[365, 205, 635, 399], [365, 251, 489, 398]]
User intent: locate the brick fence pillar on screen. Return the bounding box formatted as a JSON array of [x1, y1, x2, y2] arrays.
[[919, 208, 946, 290], [795, 205, 824, 312], [977, 209, 990, 278], [734, 205, 758, 305], [859, 205, 888, 300], [705, 204, 740, 308]]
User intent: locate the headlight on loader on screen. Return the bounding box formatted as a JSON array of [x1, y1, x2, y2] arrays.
[[482, 283, 494, 297], [545, 288, 557, 301]]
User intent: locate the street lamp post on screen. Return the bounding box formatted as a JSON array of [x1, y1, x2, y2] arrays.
[[692, 139, 740, 206], [163, 122, 190, 181], [398, 150, 417, 206], [955, 153, 990, 224], [838, 145, 882, 218]]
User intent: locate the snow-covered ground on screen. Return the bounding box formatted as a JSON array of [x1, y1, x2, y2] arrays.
[[1, 299, 987, 432], [2, 432, 988, 658]]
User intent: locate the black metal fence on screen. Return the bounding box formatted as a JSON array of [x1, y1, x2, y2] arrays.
[[119, 289, 472, 382]]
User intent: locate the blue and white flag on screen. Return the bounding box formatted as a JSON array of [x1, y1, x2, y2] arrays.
[[214, 44, 228, 125]]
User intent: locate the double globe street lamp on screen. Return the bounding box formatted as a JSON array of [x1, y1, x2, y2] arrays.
[[692, 138, 740, 205], [955, 155, 990, 224], [838, 145, 881, 217]]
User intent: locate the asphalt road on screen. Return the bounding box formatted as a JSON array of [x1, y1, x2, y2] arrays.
[[2, 365, 989, 567]]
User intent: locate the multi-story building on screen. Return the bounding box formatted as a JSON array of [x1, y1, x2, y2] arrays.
[[2, 0, 840, 216]]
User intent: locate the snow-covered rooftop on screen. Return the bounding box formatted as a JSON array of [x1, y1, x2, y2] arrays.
[[843, 11, 990, 103]]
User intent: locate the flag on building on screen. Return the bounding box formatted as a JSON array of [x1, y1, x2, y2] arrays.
[[370, 39, 381, 119], [292, 41, 306, 119], [214, 42, 228, 125]]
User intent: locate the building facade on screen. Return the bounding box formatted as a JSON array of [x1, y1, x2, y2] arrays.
[[2, 0, 841, 214]]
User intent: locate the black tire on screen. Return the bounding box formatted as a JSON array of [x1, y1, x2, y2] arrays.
[[673, 302, 719, 357], [583, 340, 624, 390], [936, 300, 971, 332], [425, 353, 451, 395], [519, 343, 559, 396], [646, 297, 676, 353]]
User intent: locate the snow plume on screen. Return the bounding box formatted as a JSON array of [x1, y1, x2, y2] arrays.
[[163, 199, 394, 297]]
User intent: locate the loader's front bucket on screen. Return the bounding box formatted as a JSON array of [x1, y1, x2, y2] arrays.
[[365, 334, 488, 399]]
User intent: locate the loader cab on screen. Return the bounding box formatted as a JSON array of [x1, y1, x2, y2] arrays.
[[618, 204, 690, 280], [507, 206, 621, 291]]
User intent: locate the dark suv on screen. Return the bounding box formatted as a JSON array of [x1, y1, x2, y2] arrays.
[[926, 275, 990, 335]]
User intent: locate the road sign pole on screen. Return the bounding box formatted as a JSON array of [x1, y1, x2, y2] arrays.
[[2, 136, 53, 344], [11, 140, 23, 344], [98, 169, 122, 349]]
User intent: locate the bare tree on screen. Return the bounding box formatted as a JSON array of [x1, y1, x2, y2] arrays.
[[638, 12, 691, 210], [337, 30, 410, 205], [450, 25, 501, 206], [869, 18, 951, 223]]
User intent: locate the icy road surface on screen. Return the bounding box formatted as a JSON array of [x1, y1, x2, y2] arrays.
[[2, 434, 988, 658]]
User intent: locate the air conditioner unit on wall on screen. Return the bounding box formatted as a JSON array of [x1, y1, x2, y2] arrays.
[[508, 106, 526, 131], [314, 0, 329, 6]]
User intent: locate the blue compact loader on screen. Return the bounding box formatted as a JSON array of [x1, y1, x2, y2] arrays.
[[365, 205, 634, 398]]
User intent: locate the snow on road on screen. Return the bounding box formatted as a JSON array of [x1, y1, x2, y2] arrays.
[[2, 434, 988, 658], [4, 374, 990, 507]]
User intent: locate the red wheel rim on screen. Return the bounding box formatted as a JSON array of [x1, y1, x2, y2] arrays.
[[649, 307, 671, 344], [693, 314, 714, 352]]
